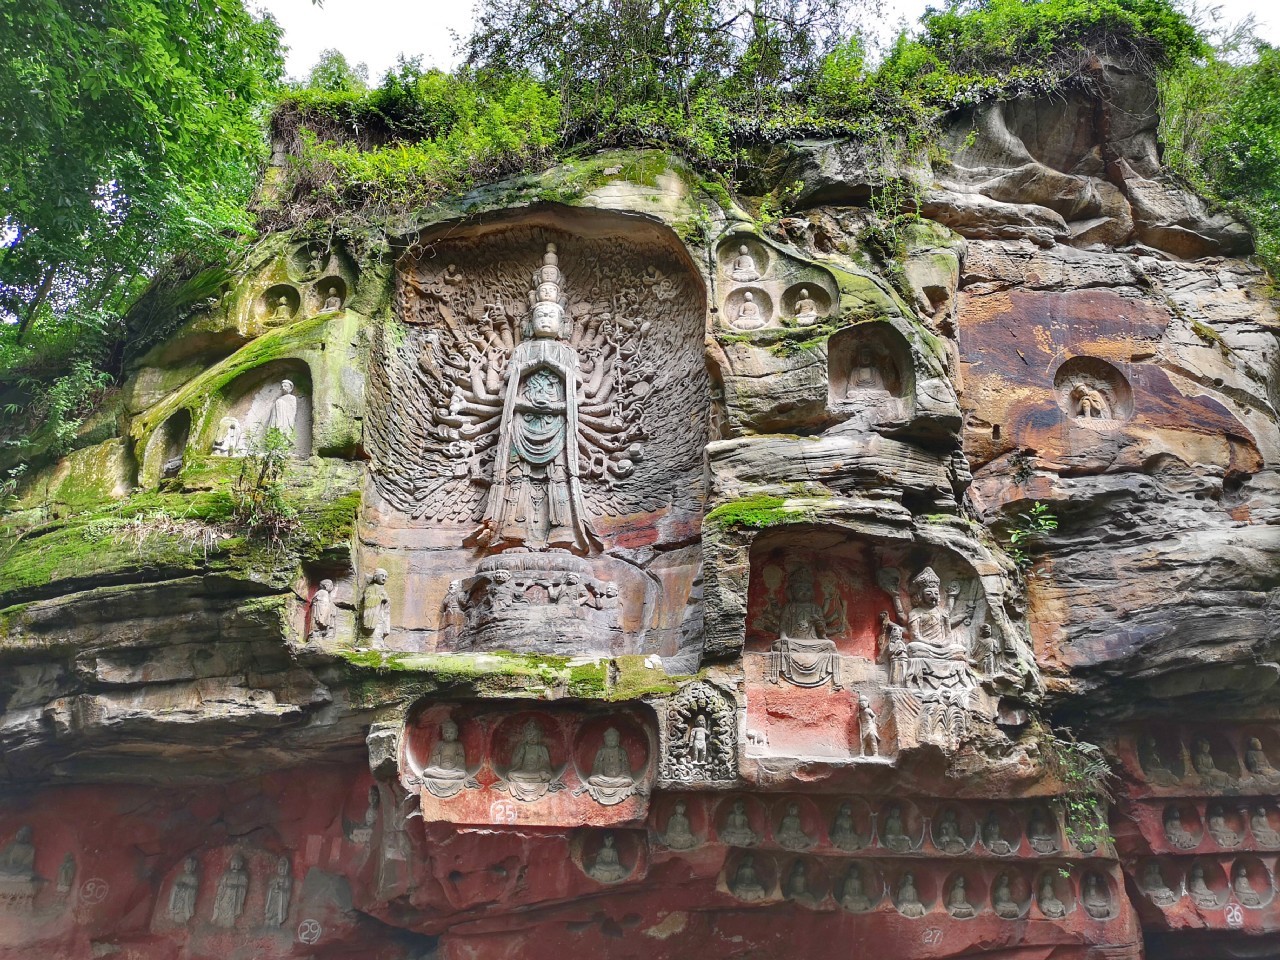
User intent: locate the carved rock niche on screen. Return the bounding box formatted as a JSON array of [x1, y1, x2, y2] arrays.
[[743, 532, 1005, 761], [259, 283, 300, 324], [310, 275, 347, 314], [364, 209, 709, 658], [827, 322, 913, 423], [400, 700, 656, 828], [715, 234, 837, 332], [205, 360, 313, 459], [141, 409, 192, 487], [1052, 355, 1134, 426]]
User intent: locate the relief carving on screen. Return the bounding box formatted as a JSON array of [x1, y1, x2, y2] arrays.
[[762, 565, 845, 688], [1141, 862, 1178, 906], [210, 854, 248, 927], [580, 727, 639, 806], [0, 826, 37, 912], [167, 857, 199, 923], [413, 719, 478, 799], [496, 720, 563, 802], [264, 857, 291, 926], [360, 569, 391, 647], [660, 681, 736, 784]]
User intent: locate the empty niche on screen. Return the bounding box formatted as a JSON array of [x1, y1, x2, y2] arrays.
[[717, 235, 771, 283], [311, 276, 347, 314], [828, 323, 912, 416], [260, 284, 300, 324], [211, 360, 313, 458], [141, 408, 192, 487], [1053, 356, 1133, 425]]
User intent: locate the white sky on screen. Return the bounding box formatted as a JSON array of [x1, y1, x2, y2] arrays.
[[256, 0, 1280, 84]]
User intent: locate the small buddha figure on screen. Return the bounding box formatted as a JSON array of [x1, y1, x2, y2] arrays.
[[765, 568, 843, 688], [421, 719, 469, 798], [841, 865, 873, 912], [210, 417, 244, 456], [982, 811, 1014, 855], [846, 345, 887, 397], [858, 696, 880, 757], [1082, 873, 1111, 919], [896, 872, 926, 918], [1037, 875, 1066, 919], [1189, 863, 1219, 908], [830, 801, 862, 851], [168, 857, 200, 923], [785, 860, 815, 904], [1245, 737, 1280, 784], [264, 856, 291, 926], [271, 295, 293, 321], [0, 826, 36, 879], [584, 727, 637, 805], [730, 854, 767, 901], [663, 800, 698, 850], [992, 873, 1020, 919], [775, 803, 812, 851], [360, 568, 391, 648], [935, 809, 967, 854], [1233, 863, 1264, 907], [1251, 805, 1280, 849], [793, 288, 819, 327], [308, 579, 335, 643], [1141, 862, 1178, 906], [881, 804, 912, 852], [1071, 383, 1111, 419], [322, 286, 343, 312], [1138, 734, 1180, 786], [719, 799, 759, 847], [1207, 804, 1241, 848], [1027, 808, 1059, 854], [1193, 738, 1232, 787], [266, 379, 299, 438], [211, 854, 249, 927], [586, 834, 629, 884], [685, 715, 711, 770], [56, 852, 76, 895], [947, 876, 975, 918], [730, 244, 760, 282], [733, 291, 766, 331], [505, 721, 555, 801], [1164, 806, 1199, 850]]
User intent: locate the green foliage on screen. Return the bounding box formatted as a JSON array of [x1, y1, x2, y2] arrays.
[[0, 0, 284, 344], [1004, 500, 1058, 570], [231, 427, 299, 547], [1161, 37, 1280, 276], [1042, 730, 1114, 851], [0, 357, 113, 468], [304, 48, 369, 92]]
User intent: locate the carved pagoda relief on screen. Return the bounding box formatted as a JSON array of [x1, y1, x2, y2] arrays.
[[364, 213, 708, 658], [401, 701, 656, 827]]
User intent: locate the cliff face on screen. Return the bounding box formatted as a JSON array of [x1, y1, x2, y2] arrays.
[[1, 64, 1277, 960]]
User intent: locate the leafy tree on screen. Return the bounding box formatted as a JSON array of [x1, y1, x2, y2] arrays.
[[304, 48, 370, 92], [0, 0, 284, 346]]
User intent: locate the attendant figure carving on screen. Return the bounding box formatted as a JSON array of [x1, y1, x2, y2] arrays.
[[730, 245, 760, 282], [1164, 806, 1198, 850], [582, 727, 638, 805], [168, 857, 200, 923], [266, 380, 298, 437], [841, 866, 872, 912], [1251, 806, 1280, 848], [1071, 383, 1110, 419], [586, 834, 628, 884], [763, 567, 844, 688], [720, 799, 759, 847], [1141, 862, 1177, 906], [211, 418, 244, 456], [1037, 875, 1066, 919], [992, 874, 1020, 918], [56, 853, 75, 895], [502, 721, 559, 802], [662, 800, 698, 850], [264, 857, 291, 926], [1233, 864, 1264, 907], [972, 624, 998, 677], [211, 854, 248, 927], [830, 802, 862, 851], [896, 873, 925, 917], [858, 696, 880, 756], [947, 876, 975, 918], [308, 579, 335, 643], [775, 803, 812, 851], [360, 569, 391, 647], [730, 855, 767, 901], [1189, 863, 1218, 908]]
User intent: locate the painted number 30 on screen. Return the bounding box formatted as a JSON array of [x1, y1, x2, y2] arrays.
[[78, 879, 109, 904], [1225, 904, 1244, 928], [921, 927, 943, 945]]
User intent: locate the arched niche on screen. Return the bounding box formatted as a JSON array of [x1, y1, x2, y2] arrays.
[[259, 284, 300, 325], [1053, 355, 1134, 424], [141, 409, 192, 487], [717, 234, 771, 283], [828, 322, 914, 419], [310, 276, 347, 314], [204, 359, 313, 458]]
